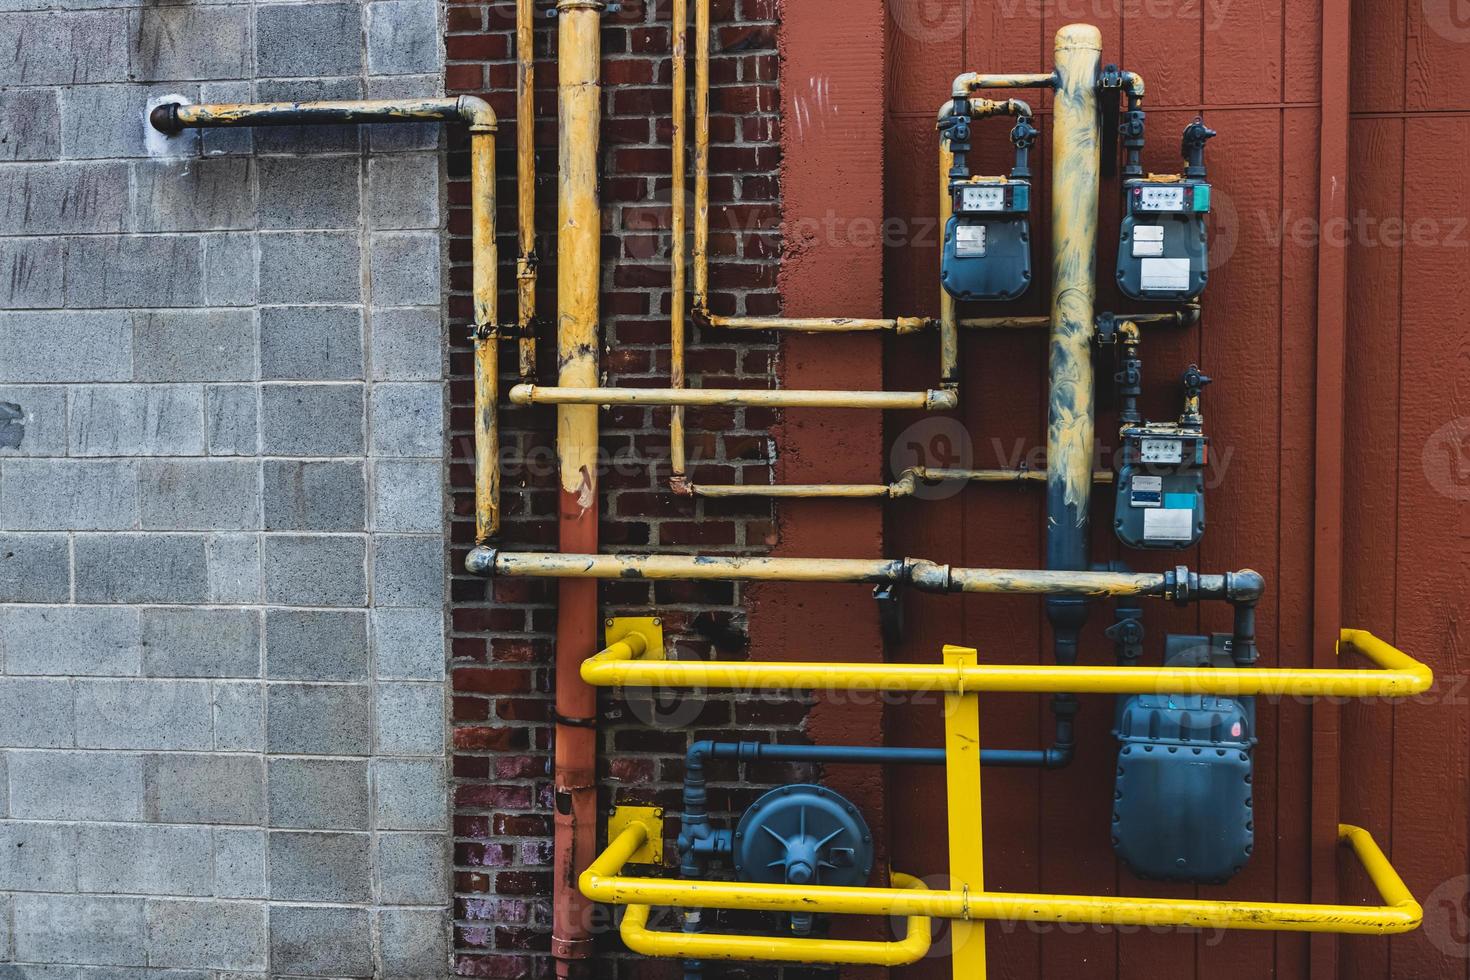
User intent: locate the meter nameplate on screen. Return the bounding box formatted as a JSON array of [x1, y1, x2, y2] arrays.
[[1132, 225, 1165, 258], [1136, 185, 1186, 212], [1139, 438, 1184, 464], [955, 223, 987, 258], [1130, 475, 1163, 508], [1143, 508, 1195, 542], [959, 185, 1007, 213], [1140, 257, 1191, 292]]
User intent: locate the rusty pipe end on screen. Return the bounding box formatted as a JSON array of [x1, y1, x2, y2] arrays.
[[668, 475, 693, 497], [465, 546, 499, 577], [149, 103, 184, 134]]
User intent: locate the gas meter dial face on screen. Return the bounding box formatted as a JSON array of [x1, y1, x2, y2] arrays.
[[959, 185, 1006, 212], [1139, 438, 1185, 464], [1134, 185, 1186, 212]]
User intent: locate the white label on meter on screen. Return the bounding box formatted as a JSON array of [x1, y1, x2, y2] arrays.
[[1130, 474, 1163, 508], [1137, 185, 1186, 211], [960, 185, 1006, 212], [1139, 438, 1183, 464], [1140, 257, 1191, 292], [1144, 508, 1195, 542], [1132, 225, 1165, 258], [955, 222, 987, 257]]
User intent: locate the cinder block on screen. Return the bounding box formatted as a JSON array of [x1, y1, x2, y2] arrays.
[[0, 311, 132, 383], [132, 310, 255, 382], [369, 232, 441, 307], [268, 831, 370, 904], [264, 608, 368, 681], [141, 607, 261, 678], [145, 899, 266, 971], [211, 682, 264, 753], [143, 752, 264, 825], [132, 157, 255, 232], [13, 894, 146, 966], [372, 607, 445, 680], [69, 385, 206, 457], [261, 534, 367, 607], [140, 460, 260, 531], [0, 238, 63, 308], [213, 827, 266, 899], [255, 78, 363, 154], [0, 89, 60, 161], [206, 385, 260, 456], [369, 307, 442, 381], [63, 236, 206, 309], [376, 832, 448, 905], [75, 679, 213, 751], [0, 821, 77, 892], [0, 532, 70, 603], [367, 153, 441, 230], [0, 163, 129, 236], [207, 533, 261, 603], [257, 3, 363, 78], [374, 682, 444, 757], [257, 156, 361, 231], [268, 905, 372, 977], [370, 383, 443, 458], [199, 82, 254, 158], [9, 750, 145, 821], [203, 233, 258, 307], [260, 306, 364, 381], [262, 459, 365, 533], [0, 460, 140, 531], [372, 459, 442, 532], [266, 683, 371, 756], [0, 605, 143, 676], [378, 908, 448, 978], [267, 757, 369, 830], [367, 0, 440, 76], [59, 83, 196, 159], [365, 74, 441, 153], [258, 231, 361, 306], [259, 383, 365, 457], [373, 758, 446, 831], [372, 534, 444, 607], [0, 678, 74, 748], [0, 11, 130, 86], [77, 824, 214, 896], [0, 386, 66, 458], [75, 534, 209, 604], [130, 6, 252, 81]]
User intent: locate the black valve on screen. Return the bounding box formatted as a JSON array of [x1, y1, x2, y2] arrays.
[[1009, 116, 1039, 179], [1182, 117, 1216, 178]]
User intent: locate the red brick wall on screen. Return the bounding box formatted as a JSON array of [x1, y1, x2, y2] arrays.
[[443, 2, 794, 975]]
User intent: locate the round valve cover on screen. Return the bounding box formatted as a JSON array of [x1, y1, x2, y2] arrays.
[[732, 783, 873, 888]]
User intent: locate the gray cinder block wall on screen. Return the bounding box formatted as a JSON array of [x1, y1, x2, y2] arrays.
[[0, 1, 451, 976]]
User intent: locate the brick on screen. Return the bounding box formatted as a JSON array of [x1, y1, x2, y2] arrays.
[[213, 827, 266, 899], [143, 752, 265, 825], [0, 605, 142, 675], [372, 534, 444, 607], [257, 3, 363, 78], [261, 534, 367, 606], [203, 232, 258, 307], [367, 153, 441, 230], [257, 156, 361, 231], [373, 458, 442, 531], [77, 824, 214, 896], [212, 682, 264, 752], [267, 683, 372, 755], [267, 757, 369, 830], [75, 679, 213, 750], [63, 235, 205, 309], [378, 908, 447, 976], [258, 232, 362, 305], [260, 383, 365, 456], [370, 306, 442, 380], [206, 385, 260, 456], [13, 894, 145, 966], [75, 534, 209, 604], [0, 238, 63, 308], [132, 157, 255, 232], [140, 607, 261, 678], [0, 311, 132, 383], [9, 750, 144, 821], [0, 89, 59, 161], [68, 385, 206, 457], [260, 306, 364, 381], [370, 382, 443, 457], [0, 821, 77, 892], [369, 232, 441, 306], [0, 679, 73, 748], [132, 310, 256, 382], [373, 758, 446, 830], [269, 905, 372, 977], [130, 6, 252, 81], [146, 899, 266, 971], [207, 533, 261, 603], [0, 11, 129, 85], [140, 459, 260, 531], [373, 607, 445, 680], [262, 459, 366, 531], [0, 532, 70, 603], [375, 682, 444, 757], [264, 608, 369, 681], [368, 0, 440, 75]]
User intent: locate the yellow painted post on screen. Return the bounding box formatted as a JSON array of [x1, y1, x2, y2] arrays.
[[943, 644, 986, 979]]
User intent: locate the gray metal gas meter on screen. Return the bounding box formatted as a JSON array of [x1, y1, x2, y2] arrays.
[[939, 107, 1038, 302], [1116, 118, 1216, 302], [1114, 365, 1212, 550]]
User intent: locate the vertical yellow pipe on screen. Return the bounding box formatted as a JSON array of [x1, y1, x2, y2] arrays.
[[943, 645, 986, 978], [470, 123, 500, 543], [516, 0, 538, 379], [692, 0, 710, 313], [938, 139, 959, 387], [669, 0, 689, 476]]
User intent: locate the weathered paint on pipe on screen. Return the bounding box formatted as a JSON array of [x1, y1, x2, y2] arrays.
[[510, 383, 958, 411], [669, 0, 688, 476], [704, 315, 932, 334], [692, 0, 710, 313], [958, 309, 1195, 330], [515, 0, 538, 380], [154, 96, 495, 130], [681, 467, 1111, 499], [951, 72, 1058, 96], [939, 139, 959, 386]]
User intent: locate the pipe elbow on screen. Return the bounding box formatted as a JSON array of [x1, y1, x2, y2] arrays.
[[456, 94, 498, 132], [1226, 569, 1266, 605], [950, 72, 979, 98], [465, 546, 499, 576], [925, 388, 960, 412]]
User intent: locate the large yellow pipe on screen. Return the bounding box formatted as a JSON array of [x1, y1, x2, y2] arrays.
[[515, 0, 537, 379], [470, 120, 500, 543], [670, 0, 689, 475]]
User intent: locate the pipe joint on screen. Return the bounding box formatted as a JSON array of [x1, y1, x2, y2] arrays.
[[456, 94, 498, 132], [925, 388, 961, 412], [149, 102, 184, 134], [1225, 569, 1267, 605], [465, 547, 498, 577]]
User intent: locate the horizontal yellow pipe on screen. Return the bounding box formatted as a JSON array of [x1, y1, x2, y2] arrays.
[[952, 72, 1058, 95], [580, 631, 1431, 698], [509, 384, 957, 411], [706, 315, 932, 334], [619, 874, 932, 966], [583, 823, 1420, 936], [683, 468, 1112, 499]]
